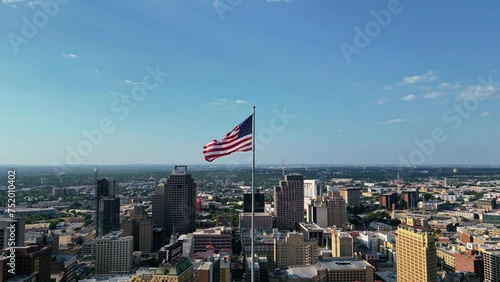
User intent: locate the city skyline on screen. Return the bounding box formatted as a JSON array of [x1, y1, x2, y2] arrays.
[[1, 1, 500, 166]]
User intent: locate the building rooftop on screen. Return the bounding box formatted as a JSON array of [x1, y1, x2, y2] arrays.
[[299, 222, 324, 231], [6, 273, 37, 282], [96, 230, 132, 241], [156, 257, 192, 276], [319, 258, 373, 270], [376, 271, 397, 282], [287, 266, 319, 279]]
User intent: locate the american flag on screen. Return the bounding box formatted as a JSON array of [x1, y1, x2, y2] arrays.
[[203, 114, 253, 162]]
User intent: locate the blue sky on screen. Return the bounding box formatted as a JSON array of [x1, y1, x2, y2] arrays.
[[1, 0, 499, 166]]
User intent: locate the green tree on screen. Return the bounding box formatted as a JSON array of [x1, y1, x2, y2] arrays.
[[48, 220, 58, 230]]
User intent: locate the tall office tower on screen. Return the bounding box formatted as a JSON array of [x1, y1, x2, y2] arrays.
[[306, 193, 347, 229], [338, 188, 362, 206], [243, 193, 265, 212], [274, 174, 304, 230], [327, 191, 347, 228], [152, 166, 196, 242], [329, 228, 353, 258], [380, 192, 398, 210], [96, 178, 120, 237], [97, 197, 120, 237], [303, 180, 320, 209], [401, 189, 419, 208], [0, 245, 52, 282], [274, 232, 318, 269], [95, 231, 133, 275], [123, 205, 153, 252], [483, 251, 500, 282], [304, 180, 320, 198], [396, 217, 437, 282], [0, 217, 25, 249]]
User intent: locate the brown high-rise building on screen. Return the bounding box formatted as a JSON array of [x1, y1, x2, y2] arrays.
[[329, 228, 353, 258], [123, 205, 153, 252], [380, 192, 398, 210], [96, 178, 120, 237], [0, 245, 52, 282], [274, 174, 304, 230], [338, 188, 362, 206], [396, 217, 437, 282], [401, 189, 419, 208], [455, 250, 484, 281], [274, 232, 318, 269], [153, 166, 196, 242], [306, 193, 347, 229]]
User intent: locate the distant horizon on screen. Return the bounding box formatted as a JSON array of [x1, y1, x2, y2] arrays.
[[1, 163, 499, 167]]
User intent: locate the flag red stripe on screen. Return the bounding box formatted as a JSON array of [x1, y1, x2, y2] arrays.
[[205, 147, 252, 162], [203, 135, 252, 153]]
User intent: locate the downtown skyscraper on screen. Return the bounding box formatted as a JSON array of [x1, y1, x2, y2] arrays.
[[152, 166, 196, 242], [396, 217, 437, 282], [96, 178, 120, 237], [274, 174, 304, 230]]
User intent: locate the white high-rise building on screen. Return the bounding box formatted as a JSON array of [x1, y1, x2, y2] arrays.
[[304, 180, 320, 210], [304, 180, 319, 199], [95, 231, 133, 275], [358, 231, 378, 253]]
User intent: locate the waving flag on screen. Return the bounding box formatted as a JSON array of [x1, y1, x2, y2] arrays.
[[203, 114, 253, 162]]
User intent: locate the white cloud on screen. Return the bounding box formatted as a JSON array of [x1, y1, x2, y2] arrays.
[[402, 70, 437, 84], [480, 112, 491, 117], [236, 99, 248, 104], [62, 53, 78, 59], [124, 80, 142, 85], [402, 94, 416, 102], [382, 85, 393, 91], [336, 129, 344, 133], [377, 118, 406, 125], [1, 0, 23, 7], [423, 91, 444, 100], [438, 81, 460, 89], [212, 98, 227, 106], [375, 99, 386, 105], [457, 85, 499, 101]]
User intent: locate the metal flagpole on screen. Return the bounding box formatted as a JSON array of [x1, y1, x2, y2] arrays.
[[251, 106, 256, 281]]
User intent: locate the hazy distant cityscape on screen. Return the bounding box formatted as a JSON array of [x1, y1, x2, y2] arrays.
[[0, 165, 499, 281]]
